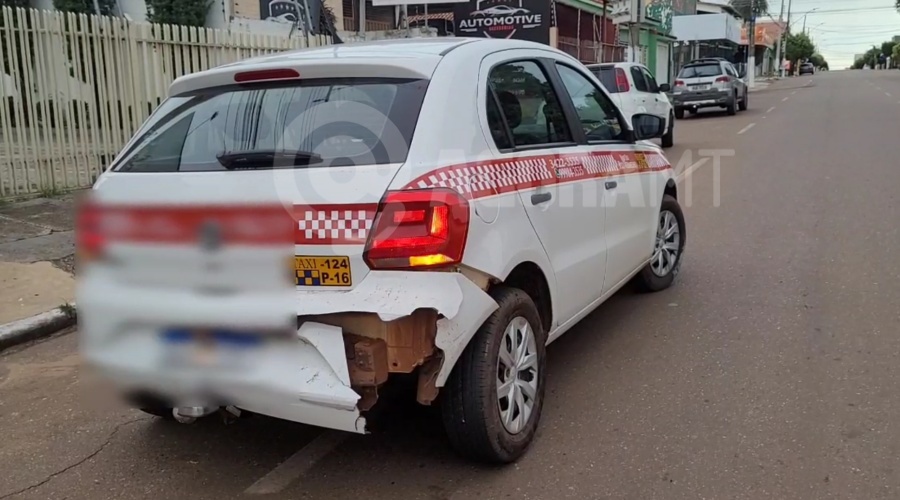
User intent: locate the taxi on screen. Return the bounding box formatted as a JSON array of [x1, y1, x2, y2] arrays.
[[77, 38, 685, 464]]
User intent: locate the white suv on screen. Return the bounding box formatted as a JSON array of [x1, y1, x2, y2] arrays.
[[77, 38, 686, 464], [587, 62, 674, 148]]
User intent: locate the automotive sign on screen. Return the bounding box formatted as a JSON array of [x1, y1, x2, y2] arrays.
[[454, 0, 550, 44]]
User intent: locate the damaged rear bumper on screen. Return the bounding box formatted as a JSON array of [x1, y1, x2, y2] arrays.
[[78, 271, 497, 432]]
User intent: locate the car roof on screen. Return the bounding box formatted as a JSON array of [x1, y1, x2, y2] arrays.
[[586, 62, 642, 69], [169, 38, 566, 95]]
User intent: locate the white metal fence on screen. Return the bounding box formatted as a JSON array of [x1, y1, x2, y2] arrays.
[[0, 7, 330, 198]]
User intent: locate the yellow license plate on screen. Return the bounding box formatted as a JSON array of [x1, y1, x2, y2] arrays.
[[294, 256, 352, 287]]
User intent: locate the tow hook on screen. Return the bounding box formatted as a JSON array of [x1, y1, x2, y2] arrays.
[[172, 406, 216, 424]]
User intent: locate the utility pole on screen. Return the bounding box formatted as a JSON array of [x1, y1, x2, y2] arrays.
[[773, 0, 784, 78], [802, 15, 807, 34], [747, 0, 756, 88], [781, 0, 792, 77]]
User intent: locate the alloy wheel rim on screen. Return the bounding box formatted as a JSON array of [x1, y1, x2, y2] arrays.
[[651, 210, 681, 277], [496, 316, 539, 435]]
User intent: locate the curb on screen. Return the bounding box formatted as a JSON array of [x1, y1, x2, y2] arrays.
[[0, 304, 76, 353]]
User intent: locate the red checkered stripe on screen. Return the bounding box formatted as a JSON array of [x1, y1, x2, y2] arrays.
[[294, 205, 377, 245], [404, 151, 671, 197], [293, 151, 671, 245]]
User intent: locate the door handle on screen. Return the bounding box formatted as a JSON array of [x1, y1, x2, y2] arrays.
[[605, 181, 618, 190], [531, 192, 552, 205]]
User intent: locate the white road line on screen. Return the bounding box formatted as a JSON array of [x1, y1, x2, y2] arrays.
[[886, 92, 892, 97], [782, 96, 790, 102], [676, 157, 710, 183], [791, 90, 797, 95], [737, 123, 756, 135], [766, 106, 776, 113], [244, 431, 349, 495]]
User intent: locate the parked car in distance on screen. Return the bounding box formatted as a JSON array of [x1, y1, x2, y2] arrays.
[[77, 38, 686, 465], [587, 62, 675, 148], [799, 62, 815, 75], [671, 58, 748, 118]]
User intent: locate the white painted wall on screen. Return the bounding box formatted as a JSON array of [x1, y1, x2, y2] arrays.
[[672, 13, 741, 44]]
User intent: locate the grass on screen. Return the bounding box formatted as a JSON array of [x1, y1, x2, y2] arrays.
[[58, 302, 77, 319]]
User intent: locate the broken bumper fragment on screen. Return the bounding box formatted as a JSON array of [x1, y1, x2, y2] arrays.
[[78, 271, 497, 432]]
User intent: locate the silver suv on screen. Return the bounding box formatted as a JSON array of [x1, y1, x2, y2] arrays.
[[671, 58, 748, 118]]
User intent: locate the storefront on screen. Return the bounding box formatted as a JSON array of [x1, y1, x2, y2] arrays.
[[451, 0, 626, 63]]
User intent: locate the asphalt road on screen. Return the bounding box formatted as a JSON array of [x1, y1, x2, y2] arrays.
[[3, 69, 900, 500]]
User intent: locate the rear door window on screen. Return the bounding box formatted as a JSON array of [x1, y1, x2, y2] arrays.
[[487, 60, 573, 148], [114, 78, 428, 172], [592, 67, 623, 93], [678, 63, 723, 78]]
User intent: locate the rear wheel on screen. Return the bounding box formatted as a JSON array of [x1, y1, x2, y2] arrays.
[[661, 112, 674, 148], [441, 287, 547, 464], [636, 195, 686, 292], [726, 95, 737, 115], [739, 91, 748, 111], [674, 108, 685, 120]]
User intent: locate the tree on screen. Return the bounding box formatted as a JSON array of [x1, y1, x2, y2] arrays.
[[809, 53, 828, 70], [730, 0, 769, 21], [52, 0, 116, 15], [145, 0, 211, 27], [785, 32, 815, 64]]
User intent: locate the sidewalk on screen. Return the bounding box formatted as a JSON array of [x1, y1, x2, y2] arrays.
[[0, 193, 77, 327]]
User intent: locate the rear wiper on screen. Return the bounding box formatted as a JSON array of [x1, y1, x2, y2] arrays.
[[216, 150, 323, 170]]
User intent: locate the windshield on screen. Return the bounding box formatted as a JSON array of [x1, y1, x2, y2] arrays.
[[114, 78, 428, 172], [678, 63, 723, 78]]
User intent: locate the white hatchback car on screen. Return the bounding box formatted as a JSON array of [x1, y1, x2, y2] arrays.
[[77, 38, 686, 464], [586, 62, 674, 148]]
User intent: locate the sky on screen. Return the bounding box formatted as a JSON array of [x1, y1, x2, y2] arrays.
[[763, 0, 900, 69]]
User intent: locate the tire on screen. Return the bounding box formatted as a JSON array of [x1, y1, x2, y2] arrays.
[[674, 108, 685, 120], [441, 287, 547, 464], [726, 96, 737, 115], [661, 112, 674, 148], [739, 91, 748, 111], [636, 194, 686, 292]]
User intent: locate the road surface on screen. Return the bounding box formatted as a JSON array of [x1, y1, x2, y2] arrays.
[[3, 69, 900, 500]]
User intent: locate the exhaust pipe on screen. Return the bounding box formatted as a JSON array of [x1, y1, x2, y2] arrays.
[[172, 406, 216, 424]]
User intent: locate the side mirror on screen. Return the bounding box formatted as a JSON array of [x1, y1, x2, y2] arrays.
[[658, 83, 671, 93], [631, 113, 666, 141]]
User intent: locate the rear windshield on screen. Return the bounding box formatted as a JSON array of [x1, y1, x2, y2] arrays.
[[591, 67, 623, 93], [114, 78, 428, 172], [678, 63, 723, 78]]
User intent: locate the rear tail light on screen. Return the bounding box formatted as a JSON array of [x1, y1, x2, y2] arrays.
[[715, 76, 730, 83], [363, 189, 470, 270], [615, 68, 630, 92], [675, 80, 685, 87], [76, 200, 106, 262]]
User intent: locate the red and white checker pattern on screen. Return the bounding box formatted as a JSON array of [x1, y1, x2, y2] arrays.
[[412, 157, 554, 197], [645, 152, 670, 169], [295, 206, 376, 245], [581, 152, 622, 176], [405, 152, 671, 197]]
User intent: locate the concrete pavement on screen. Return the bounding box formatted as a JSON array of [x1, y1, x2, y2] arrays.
[[2, 70, 900, 500], [0, 195, 76, 327]]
